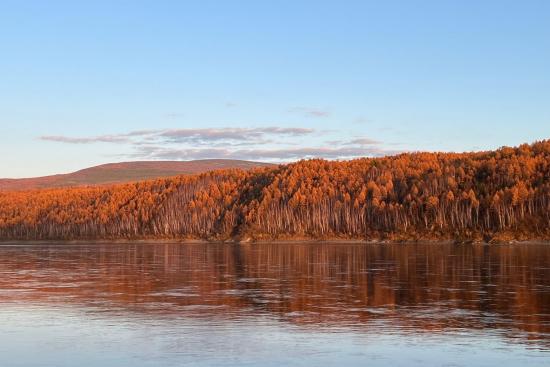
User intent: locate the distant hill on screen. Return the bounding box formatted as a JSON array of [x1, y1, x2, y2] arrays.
[[0, 160, 272, 191]]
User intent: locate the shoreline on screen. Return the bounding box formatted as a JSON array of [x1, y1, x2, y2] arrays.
[[0, 238, 549, 246]]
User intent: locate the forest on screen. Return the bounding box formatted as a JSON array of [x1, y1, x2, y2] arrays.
[[0, 140, 549, 242]]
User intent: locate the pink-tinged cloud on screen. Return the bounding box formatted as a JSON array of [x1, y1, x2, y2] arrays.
[[129, 145, 400, 162], [349, 138, 381, 145], [288, 107, 330, 118], [40, 127, 315, 145], [40, 135, 130, 144], [40, 127, 400, 162]]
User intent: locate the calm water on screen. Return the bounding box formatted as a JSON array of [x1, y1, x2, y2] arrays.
[[0, 243, 548, 367]]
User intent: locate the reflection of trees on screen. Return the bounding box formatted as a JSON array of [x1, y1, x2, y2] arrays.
[[0, 243, 548, 345]]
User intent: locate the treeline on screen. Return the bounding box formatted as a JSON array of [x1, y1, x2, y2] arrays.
[[1, 141, 550, 242]]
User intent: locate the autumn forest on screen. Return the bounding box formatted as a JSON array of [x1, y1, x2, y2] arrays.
[[1, 141, 549, 242]]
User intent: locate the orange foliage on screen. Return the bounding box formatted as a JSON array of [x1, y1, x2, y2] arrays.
[[0, 141, 549, 241]]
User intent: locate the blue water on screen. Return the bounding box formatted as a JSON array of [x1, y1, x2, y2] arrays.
[[0, 243, 548, 366]]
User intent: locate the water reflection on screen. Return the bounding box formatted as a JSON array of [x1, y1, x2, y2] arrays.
[[0, 243, 549, 366]]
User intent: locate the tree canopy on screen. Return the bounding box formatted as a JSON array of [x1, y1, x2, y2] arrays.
[[1, 141, 549, 242]]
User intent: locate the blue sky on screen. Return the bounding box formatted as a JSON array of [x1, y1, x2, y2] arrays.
[[1, 0, 549, 177]]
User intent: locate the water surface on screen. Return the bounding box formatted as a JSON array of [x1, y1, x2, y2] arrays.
[[0, 242, 548, 366]]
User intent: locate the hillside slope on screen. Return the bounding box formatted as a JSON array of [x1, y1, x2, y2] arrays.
[[0, 141, 549, 242], [0, 160, 271, 191]]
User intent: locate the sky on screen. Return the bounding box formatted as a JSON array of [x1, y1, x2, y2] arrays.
[[1, 0, 549, 178]]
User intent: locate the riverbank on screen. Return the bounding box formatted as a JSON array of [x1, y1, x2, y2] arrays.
[[0, 237, 548, 246]]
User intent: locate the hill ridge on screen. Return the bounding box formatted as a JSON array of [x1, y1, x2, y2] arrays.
[[0, 159, 272, 191]]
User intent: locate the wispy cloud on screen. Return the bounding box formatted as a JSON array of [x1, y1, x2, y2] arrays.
[[324, 137, 382, 146], [40, 135, 130, 144], [128, 145, 398, 161], [349, 138, 381, 145], [163, 113, 185, 119], [288, 106, 330, 118], [353, 116, 371, 124], [40, 127, 400, 162], [157, 127, 314, 143], [40, 127, 314, 145]]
